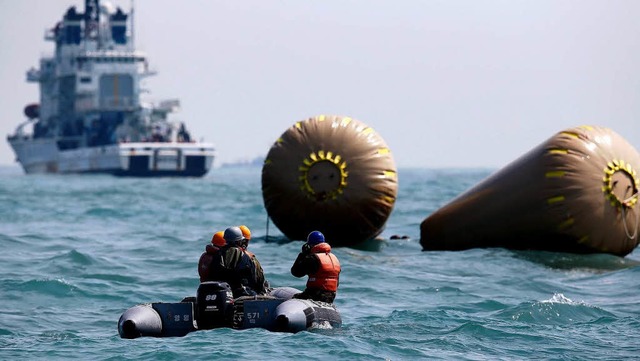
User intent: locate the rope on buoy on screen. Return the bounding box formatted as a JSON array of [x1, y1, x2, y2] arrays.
[[265, 215, 270, 242], [621, 192, 640, 240]]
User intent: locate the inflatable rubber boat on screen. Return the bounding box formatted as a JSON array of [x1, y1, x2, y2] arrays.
[[118, 281, 342, 338]]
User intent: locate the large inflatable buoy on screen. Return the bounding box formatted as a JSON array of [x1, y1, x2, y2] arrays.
[[262, 115, 398, 247], [420, 125, 640, 256]]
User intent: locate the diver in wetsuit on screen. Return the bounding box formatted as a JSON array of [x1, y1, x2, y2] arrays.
[[205, 226, 267, 298]]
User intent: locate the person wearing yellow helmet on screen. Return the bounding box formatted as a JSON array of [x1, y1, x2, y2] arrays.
[[291, 231, 341, 303], [202, 226, 268, 298], [236, 225, 270, 293], [238, 225, 251, 250]]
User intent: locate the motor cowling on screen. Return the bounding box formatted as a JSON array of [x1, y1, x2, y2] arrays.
[[195, 281, 234, 329]]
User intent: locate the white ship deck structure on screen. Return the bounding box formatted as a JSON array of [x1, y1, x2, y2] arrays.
[[7, 0, 215, 177]]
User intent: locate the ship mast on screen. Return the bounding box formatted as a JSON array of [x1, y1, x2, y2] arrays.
[[84, 0, 100, 44], [130, 0, 135, 47]]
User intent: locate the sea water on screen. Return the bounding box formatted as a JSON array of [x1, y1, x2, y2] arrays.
[[0, 165, 638, 360]]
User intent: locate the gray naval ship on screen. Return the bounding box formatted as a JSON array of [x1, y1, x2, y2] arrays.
[[7, 0, 215, 176]]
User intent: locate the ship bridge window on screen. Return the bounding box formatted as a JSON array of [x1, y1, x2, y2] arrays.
[[80, 77, 91, 83], [99, 74, 134, 108]]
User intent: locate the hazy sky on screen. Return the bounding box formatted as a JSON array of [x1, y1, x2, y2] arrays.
[[1, 0, 639, 169]]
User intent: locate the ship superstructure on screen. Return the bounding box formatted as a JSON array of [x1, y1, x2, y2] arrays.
[[7, 0, 215, 176]]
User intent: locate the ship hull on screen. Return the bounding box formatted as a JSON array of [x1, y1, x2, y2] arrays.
[[8, 137, 214, 177]]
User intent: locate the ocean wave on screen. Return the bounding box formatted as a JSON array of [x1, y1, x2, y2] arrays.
[[52, 249, 96, 267], [12, 278, 80, 298], [85, 207, 130, 218], [2, 167, 639, 360], [494, 293, 616, 325]]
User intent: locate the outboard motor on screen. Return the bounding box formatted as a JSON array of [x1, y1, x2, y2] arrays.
[[195, 281, 234, 329]]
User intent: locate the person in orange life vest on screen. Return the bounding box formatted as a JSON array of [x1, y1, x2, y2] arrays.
[[198, 231, 225, 282], [291, 231, 341, 303]]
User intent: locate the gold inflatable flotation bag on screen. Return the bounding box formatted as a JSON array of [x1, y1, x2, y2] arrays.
[[420, 126, 640, 257], [262, 115, 398, 247]]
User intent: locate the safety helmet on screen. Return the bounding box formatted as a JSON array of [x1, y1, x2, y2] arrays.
[[306, 231, 325, 245], [239, 225, 251, 240], [211, 231, 225, 247], [223, 226, 245, 246]]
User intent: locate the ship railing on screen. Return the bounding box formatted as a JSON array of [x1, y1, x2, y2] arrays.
[[8, 119, 37, 140]]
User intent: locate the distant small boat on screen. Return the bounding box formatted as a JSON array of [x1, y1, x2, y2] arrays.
[[7, 0, 215, 177], [118, 281, 342, 338]]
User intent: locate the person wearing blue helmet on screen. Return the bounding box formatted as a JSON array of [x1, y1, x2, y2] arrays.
[[290, 231, 341, 303]]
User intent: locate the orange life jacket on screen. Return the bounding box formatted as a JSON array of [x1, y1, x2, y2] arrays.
[[306, 243, 341, 292]]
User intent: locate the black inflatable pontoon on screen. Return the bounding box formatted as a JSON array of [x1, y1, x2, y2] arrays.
[[118, 281, 341, 338]]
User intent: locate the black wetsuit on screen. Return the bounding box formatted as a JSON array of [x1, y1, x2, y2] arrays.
[[206, 245, 266, 297]]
